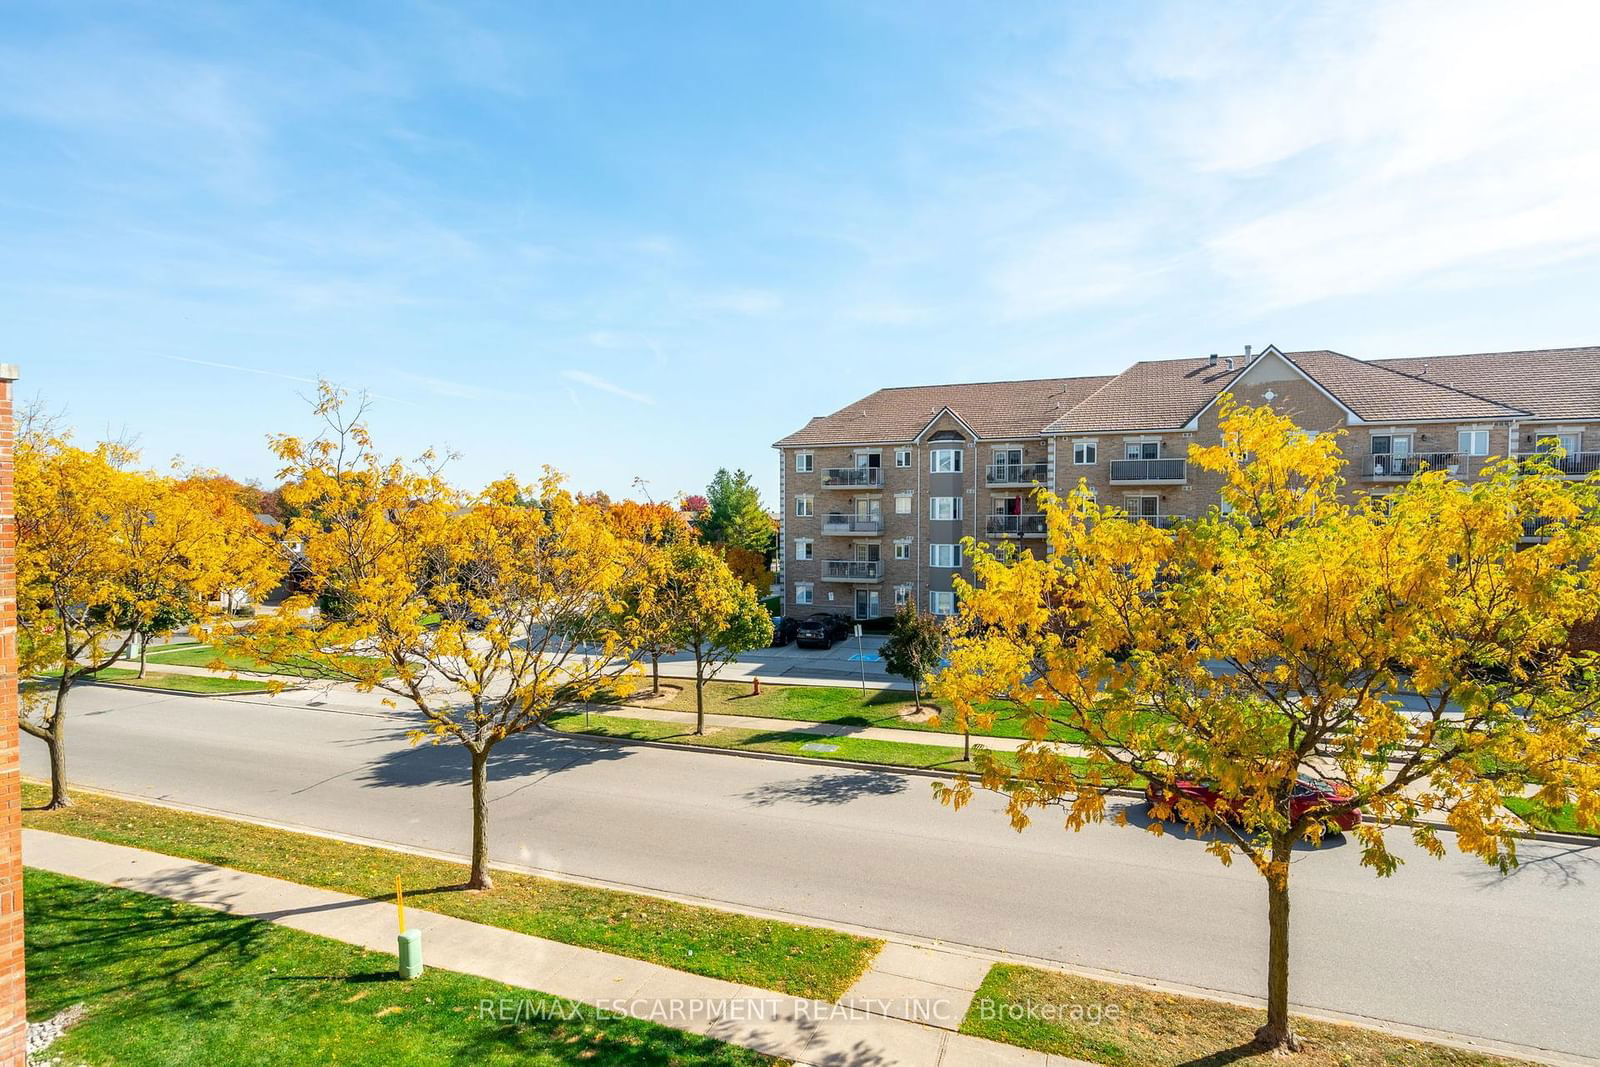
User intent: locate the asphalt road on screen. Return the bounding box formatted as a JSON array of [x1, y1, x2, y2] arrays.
[[23, 685, 1600, 1061]]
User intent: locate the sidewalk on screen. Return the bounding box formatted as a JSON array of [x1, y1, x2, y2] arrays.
[[578, 702, 1037, 753], [23, 829, 1086, 1067]]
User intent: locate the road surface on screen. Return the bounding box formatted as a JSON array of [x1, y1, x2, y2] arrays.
[[22, 685, 1600, 1061]]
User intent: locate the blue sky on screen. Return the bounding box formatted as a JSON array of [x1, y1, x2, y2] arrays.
[[6, 1, 1599, 502]]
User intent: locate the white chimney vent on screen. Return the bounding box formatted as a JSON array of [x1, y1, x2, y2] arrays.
[[1244, 344, 1253, 360]]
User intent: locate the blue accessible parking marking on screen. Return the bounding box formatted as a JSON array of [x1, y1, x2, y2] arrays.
[[848, 653, 881, 662]]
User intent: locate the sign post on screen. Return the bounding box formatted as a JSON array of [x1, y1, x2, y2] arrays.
[[854, 624, 867, 694]]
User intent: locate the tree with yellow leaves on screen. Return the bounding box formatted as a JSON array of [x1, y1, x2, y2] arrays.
[[18, 433, 280, 808], [649, 542, 772, 733], [934, 398, 1600, 1053], [235, 385, 647, 889]]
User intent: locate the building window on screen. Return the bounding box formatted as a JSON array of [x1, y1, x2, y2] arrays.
[[929, 496, 963, 521], [795, 582, 813, 606], [929, 448, 963, 473], [795, 452, 814, 473], [795, 495, 813, 517], [1124, 439, 1161, 460], [895, 491, 913, 515], [1458, 429, 1489, 457], [1073, 440, 1097, 465], [895, 448, 912, 468], [929, 591, 955, 615], [929, 543, 962, 568], [794, 538, 813, 561], [894, 584, 913, 608], [893, 540, 911, 560]]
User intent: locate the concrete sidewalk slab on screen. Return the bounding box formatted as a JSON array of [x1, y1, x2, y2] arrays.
[[23, 829, 1088, 1067], [843, 942, 995, 1030]]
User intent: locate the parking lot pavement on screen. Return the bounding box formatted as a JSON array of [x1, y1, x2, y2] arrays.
[[651, 635, 904, 689]]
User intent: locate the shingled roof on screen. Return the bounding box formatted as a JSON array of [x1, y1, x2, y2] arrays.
[[775, 345, 1598, 449], [1373, 347, 1600, 421], [773, 375, 1113, 447]]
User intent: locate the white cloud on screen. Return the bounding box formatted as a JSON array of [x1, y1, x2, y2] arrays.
[[698, 288, 783, 315], [561, 369, 653, 405]]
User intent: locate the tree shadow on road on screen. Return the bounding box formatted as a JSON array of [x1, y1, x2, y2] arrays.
[[740, 771, 908, 808], [1109, 797, 1352, 854], [359, 727, 631, 792]]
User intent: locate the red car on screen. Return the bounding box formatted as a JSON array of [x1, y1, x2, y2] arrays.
[[1145, 774, 1362, 833]]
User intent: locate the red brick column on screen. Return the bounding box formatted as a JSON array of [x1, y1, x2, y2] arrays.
[[0, 366, 24, 1063]]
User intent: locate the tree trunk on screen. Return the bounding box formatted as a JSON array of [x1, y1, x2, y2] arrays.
[[963, 729, 971, 762], [694, 647, 706, 735], [1254, 837, 1301, 1052], [651, 653, 661, 697], [912, 676, 921, 713], [138, 636, 148, 679], [466, 746, 494, 890], [44, 729, 70, 810]]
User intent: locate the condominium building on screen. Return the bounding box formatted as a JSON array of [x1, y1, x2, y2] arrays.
[[773, 344, 1600, 621]]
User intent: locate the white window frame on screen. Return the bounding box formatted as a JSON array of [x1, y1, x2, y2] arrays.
[[929, 591, 955, 616], [794, 538, 813, 561], [929, 543, 963, 568], [929, 448, 963, 474], [893, 539, 911, 560], [794, 451, 814, 473], [795, 582, 813, 606], [1457, 429, 1490, 457], [795, 495, 813, 517], [894, 583, 913, 609], [929, 496, 963, 521], [895, 491, 913, 515], [1073, 440, 1098, 465], [895, 448, 912, 468]]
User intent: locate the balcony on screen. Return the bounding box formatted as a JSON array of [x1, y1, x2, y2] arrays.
[[985, 513, 1047, 537], [821, 513, 884, 535], [1514, 451, 1600, 477], [1360, 452, 1457, 479], [822, 467, 883, 488], [1522, 516, 1555, 541], [822, 559, 882, 581], [1109, 458, 1187, 484], [986, 462, 1050, 487], [1128, 513, 1182, 529]]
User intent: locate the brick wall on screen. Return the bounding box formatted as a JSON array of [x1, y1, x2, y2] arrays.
[[0, 369, 24, 1063]]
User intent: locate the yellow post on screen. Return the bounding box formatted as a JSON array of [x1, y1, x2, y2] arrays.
[[395, 875, 406, 934]]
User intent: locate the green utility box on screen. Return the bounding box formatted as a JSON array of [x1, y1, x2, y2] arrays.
[[398, 929, 423, 979]]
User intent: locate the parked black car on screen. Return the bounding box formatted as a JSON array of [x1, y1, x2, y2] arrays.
[[769, 615, 801, 646], [795, 612, 852, 649]]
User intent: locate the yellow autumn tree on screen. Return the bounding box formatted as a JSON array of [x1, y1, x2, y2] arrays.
[[650, 542, 772, 733], [18, 433, 280, 808], [235, 385, 648, 889], [933, 398, 1600, 1053]]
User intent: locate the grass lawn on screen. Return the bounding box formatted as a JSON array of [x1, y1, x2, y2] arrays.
[[550, 709, 1014, 774], [1504, 796, 1597, 837], [86, 667, 277, 695], [614, 678, 1084, 743], [961, 963, 1524, 1067], [147, 642, 390, 680], [20, 782, 876, 1001], [25, 869, 776, 1067]]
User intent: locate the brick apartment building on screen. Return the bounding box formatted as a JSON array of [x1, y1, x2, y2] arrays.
[[773, 345, 1600, 622]]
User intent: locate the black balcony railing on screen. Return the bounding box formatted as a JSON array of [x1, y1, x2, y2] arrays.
[[822, 559, 882, 580], [1127, 513, 1181, 529], [821, 513, 884, 534], [1109, 458, 1187, 483], [985, 462, 1050, 485], [1361, 452, 1456, 478], [985, 513, 1047, 536], [822, 467, 883, 488], [1515, 451, 1600, 477]]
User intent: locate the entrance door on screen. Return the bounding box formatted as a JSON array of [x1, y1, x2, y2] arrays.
[[854, 589, 880, 620]]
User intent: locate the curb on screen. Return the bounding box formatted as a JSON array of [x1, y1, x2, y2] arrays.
[[540, 725, 1600, 847], [76, 678, 294, 699]]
